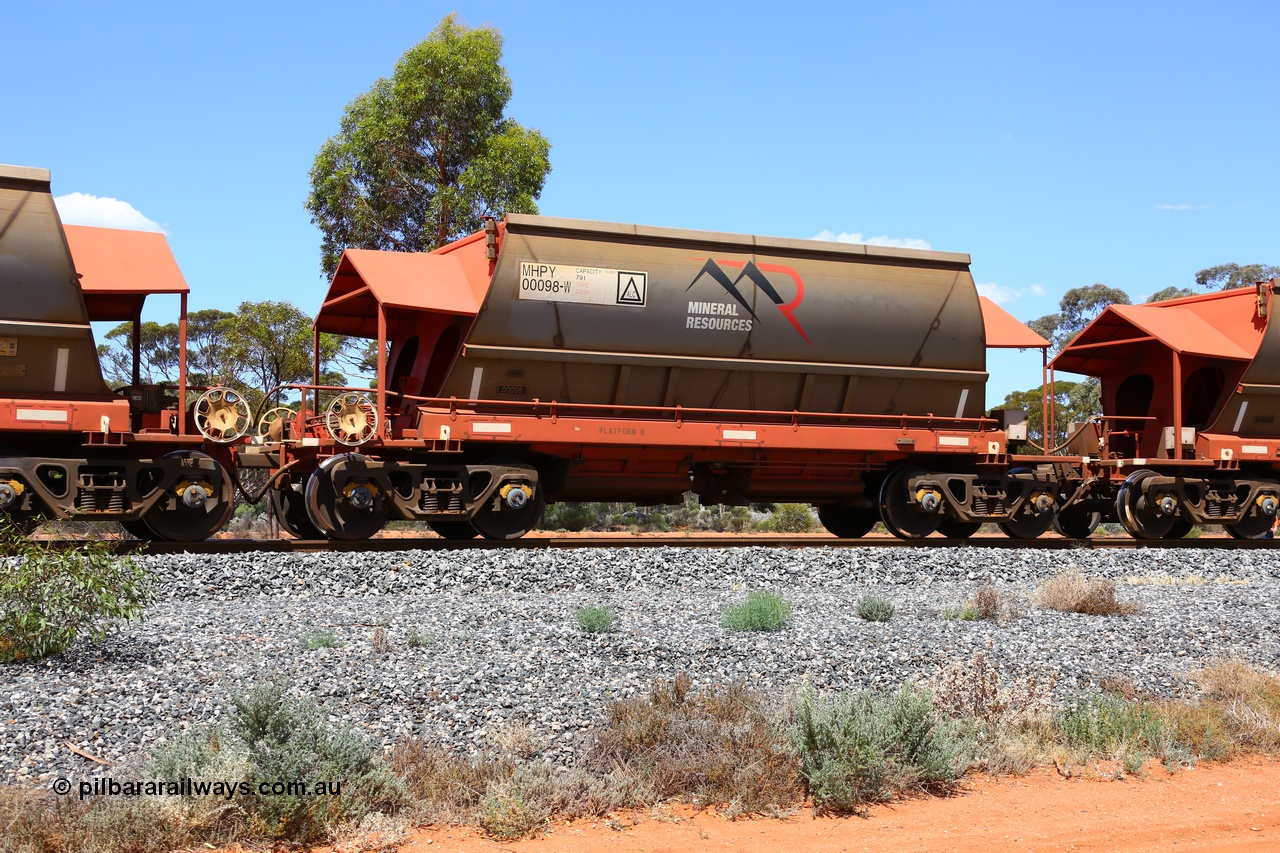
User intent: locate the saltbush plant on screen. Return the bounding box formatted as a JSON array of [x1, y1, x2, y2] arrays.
[[301, 628, 341, 650], [856, 595, 895, 622], [576, 604, 618, 634], [722, 590, 792, 631], [0, 520, 153, 662], [792, 684, 965, 814], [152, 679, 405, 844]]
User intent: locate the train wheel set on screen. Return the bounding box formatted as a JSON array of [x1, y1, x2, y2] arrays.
[[3, 164, 1279, 544]]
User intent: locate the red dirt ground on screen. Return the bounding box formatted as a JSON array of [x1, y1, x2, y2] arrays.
[[296, 757, 1280, 853]]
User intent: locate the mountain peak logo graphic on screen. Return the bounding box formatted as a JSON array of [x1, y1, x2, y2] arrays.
[[686, 259, 811, 345]]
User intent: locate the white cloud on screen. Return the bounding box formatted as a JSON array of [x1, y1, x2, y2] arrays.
[[810, 229, 931, 250], [976, 283, 1019, 304], [54, 192, 166, 233], [976, 282, 1047, 305], [1155, 203, 1208, 211]]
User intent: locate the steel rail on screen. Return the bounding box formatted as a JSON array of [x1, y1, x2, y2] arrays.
[[31, 535, 1280, 555]]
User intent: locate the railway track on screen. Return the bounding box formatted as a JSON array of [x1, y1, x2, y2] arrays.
[[34, 534, 1280, 554]]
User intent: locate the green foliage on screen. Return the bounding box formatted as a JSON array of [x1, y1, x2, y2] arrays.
[[152, 679, 404, 844], [1146, 285, 1198, 303], [94, 301, 352, 404], [537, 496, 759, 533], [722, 590, 792, 632], [766, 503, 815, 533], [300, 629, 341, 650], [1058, 694, 1166, 771], [540, 502, 606, 532], [856, 595, 895, 622], [307, 14, 552, 276], [1195, 263, 1280, 291], [406, 628, 435, 648], [575, 604, 617, 634], [1026, 283, 1131, 353], [997, 378, 1101, 449], [96, 320, 181, 387], [222, 300, 346, 407], [590, 674, 802, 815], [0, 523, 153, 662], [943, 604, 983, 621], [792, 684, 965, 814], [478, 784, 552, 840]]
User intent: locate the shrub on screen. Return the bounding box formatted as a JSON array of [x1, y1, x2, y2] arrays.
[[589, 674, 801, 815], [370, 626, 391, 654], [301, 629, 341, 649], [151, 679, 404, 844], [945, 584, 1022, 622], [856, 595, 895, 622], [390, 739, 513, 823], [722, 590, 792, 632], [931, 652, 1054, 724], [1193, 660, 1280, 751], [942, 603, 984, 621], [1058, 694, 1166, 772], [792, 684, 966, 815], [576, 604, 618, 634], [766, 503, 815, 533], [406, 628, 435, 648], [538, 502, 605, 532], [0, 521, 153, 662], [479, 782, 552, 840], [1034, 568, 1142, 616]]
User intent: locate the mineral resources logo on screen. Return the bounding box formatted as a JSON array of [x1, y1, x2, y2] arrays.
[[685, 259, 811, 345]]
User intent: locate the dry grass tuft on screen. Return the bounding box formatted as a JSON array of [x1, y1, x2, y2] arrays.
[[1193, 661, 1280, 751], [589, 674, 802, 816], [1034, 568, 1143, 616], [389, 740, 513, 825]]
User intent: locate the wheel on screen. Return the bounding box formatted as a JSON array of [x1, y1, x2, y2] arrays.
[[937, 518, 982, 539], [193, 387, 251, 443], [469, 461, 545, 540], [257, 407, 296, 442], [304, 454, 389, 541], [325, 393, 379, 446], [121, 519, 154, 540], [998, 469, 1056, 539], [270, 481, 323, 539], [817, 505, 879, 539], [878, 468, 942, 540], [1114, 469, 1178, 540], [1225, 513, 1273, 540], [1164, 518, 1196, 540], [1052, 506, 1101, 539], [142, 451, 234, 542], [427, 519, 479, 540]]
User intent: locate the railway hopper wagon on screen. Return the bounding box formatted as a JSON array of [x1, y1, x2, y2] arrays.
[[1045, 283, 1280, 540], [0, 164, 240, 540], [251, 214, 1058, 541]]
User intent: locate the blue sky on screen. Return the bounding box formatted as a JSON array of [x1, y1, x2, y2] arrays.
[[7, 1, 1277, 404]]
